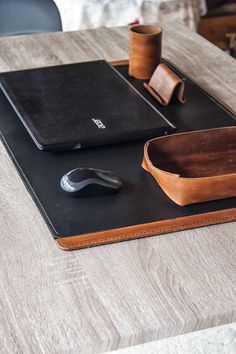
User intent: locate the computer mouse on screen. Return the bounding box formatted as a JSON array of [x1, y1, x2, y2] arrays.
[[60, 167, 122, 197]]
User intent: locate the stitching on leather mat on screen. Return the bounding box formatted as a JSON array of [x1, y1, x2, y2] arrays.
[[58, 214, 236, 248]]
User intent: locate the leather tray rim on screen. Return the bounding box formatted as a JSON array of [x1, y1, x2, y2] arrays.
[[142, 126, 236, 206], [55, 59, 236, 250], [143, 126, 236, 180]]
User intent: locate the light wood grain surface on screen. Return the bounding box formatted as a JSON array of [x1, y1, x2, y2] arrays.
[[0, 23, 235, 354]]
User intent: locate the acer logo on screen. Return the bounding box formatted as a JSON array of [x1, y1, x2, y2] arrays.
[[92, 119, 106, 129]]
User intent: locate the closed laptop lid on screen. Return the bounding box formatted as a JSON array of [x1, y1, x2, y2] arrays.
[[0, 60, 175, 150]]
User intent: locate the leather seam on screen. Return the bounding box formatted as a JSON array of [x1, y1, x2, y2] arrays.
[[57, 213, 236, 248]]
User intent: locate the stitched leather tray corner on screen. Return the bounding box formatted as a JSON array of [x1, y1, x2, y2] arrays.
[[142, 127, 236, 206]]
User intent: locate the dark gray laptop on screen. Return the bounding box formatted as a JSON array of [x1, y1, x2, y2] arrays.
[[0, 60, 175, 151]]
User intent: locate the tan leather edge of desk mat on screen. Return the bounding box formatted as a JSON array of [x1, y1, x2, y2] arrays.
[[56, 208, 236, 250], [56, 59, 236, 250]]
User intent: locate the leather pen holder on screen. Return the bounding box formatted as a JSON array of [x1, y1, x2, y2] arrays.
[[129, 25, 162, 80], [144, 63, 186, 106]]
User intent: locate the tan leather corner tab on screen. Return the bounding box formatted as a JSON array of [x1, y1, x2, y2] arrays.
[[56, 208, 236, 251], [110, 59, 129, 67], [144, 63, 186, 106]]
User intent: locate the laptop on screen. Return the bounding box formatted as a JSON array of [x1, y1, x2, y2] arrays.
[[0, 60, 175, 151]]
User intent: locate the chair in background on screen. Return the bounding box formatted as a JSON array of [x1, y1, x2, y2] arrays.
[[0, 0, 62, 36]]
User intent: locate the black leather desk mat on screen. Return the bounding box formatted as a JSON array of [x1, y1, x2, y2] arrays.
[[0, 62, 236, 248]]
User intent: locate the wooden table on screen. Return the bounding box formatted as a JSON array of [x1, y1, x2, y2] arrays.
[[0, 23, 235, 354]]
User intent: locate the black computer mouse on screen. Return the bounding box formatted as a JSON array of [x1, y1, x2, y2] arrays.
[[60, 167, 122, 197]]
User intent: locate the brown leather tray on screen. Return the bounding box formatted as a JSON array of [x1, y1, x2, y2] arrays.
[[142, 127, 236, 206], [0, 59, 236, 250]]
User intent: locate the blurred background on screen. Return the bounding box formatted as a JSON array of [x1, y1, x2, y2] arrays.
[[0, 0, 235, 56], [54, 0, 236, 57]]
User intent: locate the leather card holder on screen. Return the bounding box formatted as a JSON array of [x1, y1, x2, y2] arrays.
[[144, 63, 186, 106]]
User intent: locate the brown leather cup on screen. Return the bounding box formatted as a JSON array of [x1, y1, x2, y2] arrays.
[[129, 25, 162, 80]]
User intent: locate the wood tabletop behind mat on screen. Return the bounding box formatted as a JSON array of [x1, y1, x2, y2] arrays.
[[0, 22, 235, 354]]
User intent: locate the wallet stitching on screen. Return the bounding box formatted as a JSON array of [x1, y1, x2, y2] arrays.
[[58, 213, 236, 248]]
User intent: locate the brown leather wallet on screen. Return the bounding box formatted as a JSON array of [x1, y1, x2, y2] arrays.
[[142, 126, 236, 206], [144, 63, 186, 106]]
